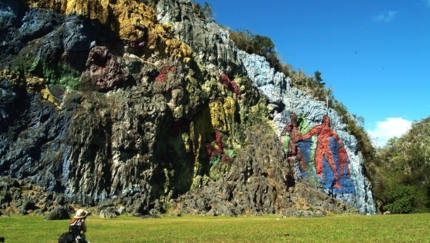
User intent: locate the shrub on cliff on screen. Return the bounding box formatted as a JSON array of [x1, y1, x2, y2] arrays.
[[228, 29, 281, 70], [192, 1, 215, 22]]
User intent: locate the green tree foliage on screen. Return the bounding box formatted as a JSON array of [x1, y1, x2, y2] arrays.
[[192, 1, 215, 22], [202, 2, 215, 22], [382, 185, 422, 214], [314, 70, 324, 86], [252, 35, 275, 57], [228, 29, 281, 71], [368, 117, 430, 213]]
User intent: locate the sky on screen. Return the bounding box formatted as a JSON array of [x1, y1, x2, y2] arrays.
[[194, 0, 430, 147]]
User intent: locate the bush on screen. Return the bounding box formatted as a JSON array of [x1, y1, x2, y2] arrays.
[[228, 29, 281, 70], [382, 185, 421, 214]]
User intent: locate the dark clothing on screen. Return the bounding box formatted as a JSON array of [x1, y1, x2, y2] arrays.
[[69, 218, 84, 235], [69, 218, 87, 242]]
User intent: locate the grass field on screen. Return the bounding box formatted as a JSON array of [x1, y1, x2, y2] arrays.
[[0, 213, 429, 243]]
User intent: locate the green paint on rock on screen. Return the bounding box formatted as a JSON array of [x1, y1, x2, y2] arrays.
[[28, 57, 81, 89]]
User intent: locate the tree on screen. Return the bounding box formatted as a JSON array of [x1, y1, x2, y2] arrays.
[[192, 1, 215, 22], [202, 2, 215, 22], [368, 117, 430, 213], [314, 70, 325, 86], [252, 35, 275, 57], [382, 185, 421, 213]]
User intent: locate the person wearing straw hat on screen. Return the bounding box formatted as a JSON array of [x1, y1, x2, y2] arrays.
[[69, 209, 89, 243]]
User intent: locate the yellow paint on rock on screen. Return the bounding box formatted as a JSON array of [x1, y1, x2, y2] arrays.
[[23, 0, 110, 23], [21, 0, 192, 61], [26, 74, 62, 109], [223, 97, 236, 115], [40, 87, 61, 109], [0, 69, 22, 87], [110, 0, 156, 41], [0, 69, 44, 93], [1, 69, 61, 109], [209, 100, 227, 132], [25, 75, 46, 93], [151, 23, 193, 62], [190, 106, 214, 166], [209, 97, 236, 132]]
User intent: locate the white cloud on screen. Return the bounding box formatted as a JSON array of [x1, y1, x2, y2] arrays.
[[373, 11, 398, 22], [367, 117, 412, 147]]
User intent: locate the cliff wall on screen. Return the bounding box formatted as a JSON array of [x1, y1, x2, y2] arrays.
[[0, 0, 375, 216]]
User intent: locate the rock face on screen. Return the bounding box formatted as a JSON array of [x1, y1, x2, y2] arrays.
[[0, 0, 375, 216], [236, 51, 375, 214]]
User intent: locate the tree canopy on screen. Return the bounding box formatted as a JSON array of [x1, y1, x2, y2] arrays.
[[368, 117, 430, 213]]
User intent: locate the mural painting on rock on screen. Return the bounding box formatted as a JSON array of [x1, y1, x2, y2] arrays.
[[281, 113, 355, 194], [0, 0, 376, 216], [236, 48, 376, 214]]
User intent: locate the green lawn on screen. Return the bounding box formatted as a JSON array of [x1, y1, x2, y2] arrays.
[[0, 213, 429, 243]]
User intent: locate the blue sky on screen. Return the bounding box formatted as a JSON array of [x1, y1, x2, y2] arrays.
[[194, 0, 430, 146]]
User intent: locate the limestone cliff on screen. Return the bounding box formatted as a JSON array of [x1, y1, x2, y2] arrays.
[[0, 0, 375, 216]]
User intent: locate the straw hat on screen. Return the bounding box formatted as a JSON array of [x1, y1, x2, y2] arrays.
[[74, 209, 88, 219]]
